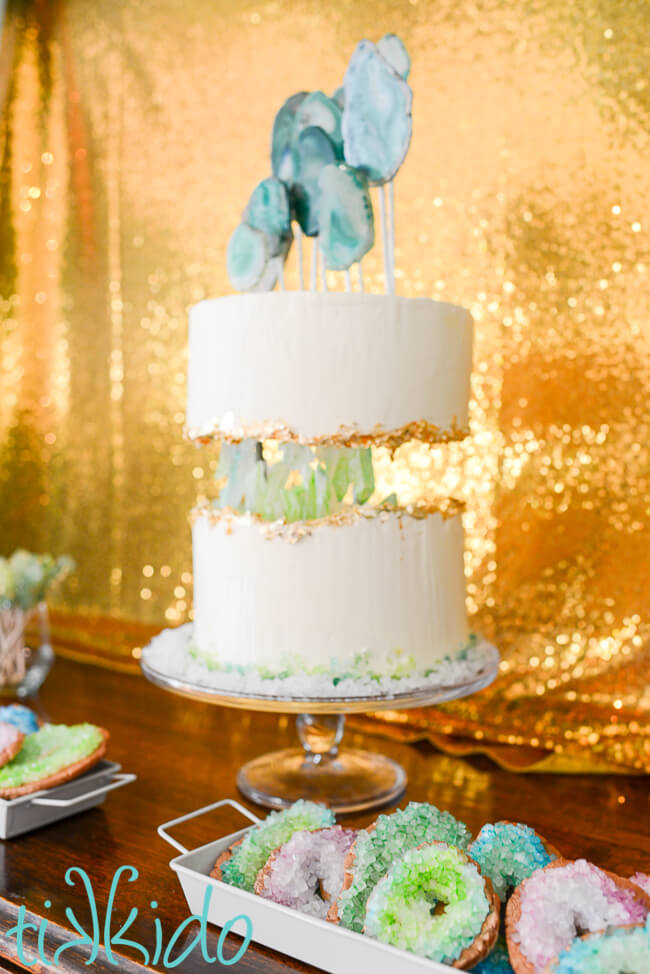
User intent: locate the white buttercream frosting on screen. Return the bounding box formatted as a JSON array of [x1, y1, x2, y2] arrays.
[[191, 506, 470, 674], [186, 292, 473, 445]]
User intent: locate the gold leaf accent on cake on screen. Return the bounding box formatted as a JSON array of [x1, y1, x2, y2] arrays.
[[190, 499, 465, 543], [186, 417, 469, 452]]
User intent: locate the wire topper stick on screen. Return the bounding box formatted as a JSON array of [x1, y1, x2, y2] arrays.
[[310, 236, 319, 291], [295, 224, 304, 290], [378, 185, 394, 295]]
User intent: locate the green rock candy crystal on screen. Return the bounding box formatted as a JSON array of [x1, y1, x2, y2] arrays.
[[336, 802, 471, 932], [220, 799, 335, 891], [0, 724, 103, 788]]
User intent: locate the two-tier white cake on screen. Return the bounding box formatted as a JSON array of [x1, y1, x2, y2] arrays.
[[142, 32, 498, 700], [185, 291, 474, 685]]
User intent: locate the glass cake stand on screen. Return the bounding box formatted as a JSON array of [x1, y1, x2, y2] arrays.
[[141, 634, 499, 813]]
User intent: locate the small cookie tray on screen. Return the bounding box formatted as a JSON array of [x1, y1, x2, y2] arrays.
[[0, 760, 135, 839], [159, 798, 456, 974]]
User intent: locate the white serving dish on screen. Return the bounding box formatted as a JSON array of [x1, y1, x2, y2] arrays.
[[0, 760, 135, 839], [159, 798, 457, 974]]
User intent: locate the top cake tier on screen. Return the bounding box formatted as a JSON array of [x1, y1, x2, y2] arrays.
[[186, 292, 473, 448]]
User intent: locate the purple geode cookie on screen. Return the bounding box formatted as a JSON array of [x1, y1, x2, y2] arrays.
[[506, 859, 650, 974], [254, 826, 357, 919]]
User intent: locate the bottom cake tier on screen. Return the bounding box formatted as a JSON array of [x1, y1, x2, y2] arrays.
[[190, 504, 471, 683]]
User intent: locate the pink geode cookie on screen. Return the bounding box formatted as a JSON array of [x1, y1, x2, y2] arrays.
[[254, 826, 356, 919], [506, 858, 650, 974], [631, 872, 650, 896], [0, 722, 24, 769]]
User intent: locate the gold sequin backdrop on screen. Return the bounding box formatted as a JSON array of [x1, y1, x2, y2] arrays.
[[1, 1, 648, 770]]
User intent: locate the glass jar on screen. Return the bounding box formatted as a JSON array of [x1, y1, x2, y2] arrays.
[[0, 601, 54, 697]]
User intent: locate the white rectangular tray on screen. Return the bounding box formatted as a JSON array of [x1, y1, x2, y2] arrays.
[[159, 798, 456, 974], [0, 760, 135, 839]]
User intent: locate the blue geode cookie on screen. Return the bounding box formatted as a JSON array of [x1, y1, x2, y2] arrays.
[[0, 704, 39, 735], [469, 821, 559, 900]]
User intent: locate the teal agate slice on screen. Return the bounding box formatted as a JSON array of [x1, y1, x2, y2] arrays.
[[281, 125, 337, 236], [227, 223, 278, 292], [332, 85, 345, 109], [377, 32, 411, 79], [271, 91, 307, 177], [294, 90, 343, 158], [342, 40, 413, 184], [243, 177, 292, 258], [318, 164, 374, 271]]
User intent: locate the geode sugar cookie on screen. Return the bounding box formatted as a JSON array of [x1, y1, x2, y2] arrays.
[[0, 722, 25, 769], [363, 841, 500, 969], [505, 858, 650, 974], [0, 723, 108, 799], [541, 916, 650, 973], [254, 826, 356, 918], [469, 821, 561, 901], [631, 871, 650, 896], [0, 704, 40, 736], [211, 799, 335, 892], [329, 802, 471, 930]]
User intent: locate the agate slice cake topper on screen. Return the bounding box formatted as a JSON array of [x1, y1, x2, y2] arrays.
[[227, 33, 412, 295]]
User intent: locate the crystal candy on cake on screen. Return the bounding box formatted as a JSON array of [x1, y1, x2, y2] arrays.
[[212, 441, 377, 523]]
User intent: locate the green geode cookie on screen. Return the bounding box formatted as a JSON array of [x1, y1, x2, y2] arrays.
[[0, 723, 107, 797], [332, 802, 472, 932], [212, 799, 335, 892]]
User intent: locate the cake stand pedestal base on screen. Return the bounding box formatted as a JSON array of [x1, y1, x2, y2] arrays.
[[236, 714, 406, 813]]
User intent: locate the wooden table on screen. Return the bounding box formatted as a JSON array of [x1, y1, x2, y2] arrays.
[[0, 656, 647, 973]]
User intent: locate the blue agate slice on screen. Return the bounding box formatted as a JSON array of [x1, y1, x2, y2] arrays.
[[281, 126, 337, 236], [294, 90, 343, 158], [227, 223, 279, 291], [318, 164, 374, 270], [332, 86, 345, 109], [377, 32, 410, 79], [271, 91, 308, 177], [342, 40, 413, 184], [243, 177, 292, 257]]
